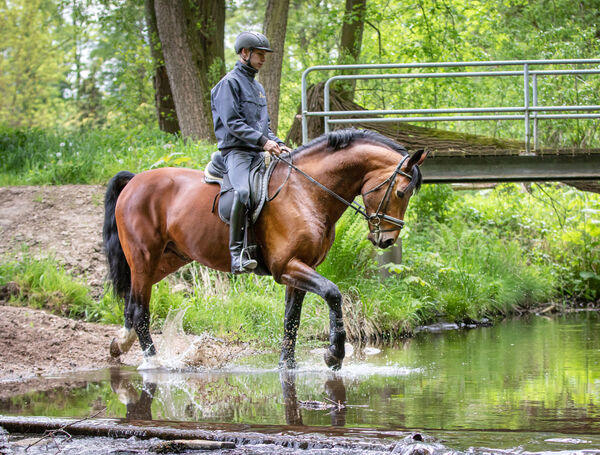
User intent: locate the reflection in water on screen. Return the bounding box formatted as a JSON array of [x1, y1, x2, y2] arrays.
[[280, 371, 348, 427], [108, 367, 350, 428], [280, 371, 302, 426], [3, 313, 600, 452], [109, 368, 156, 421]]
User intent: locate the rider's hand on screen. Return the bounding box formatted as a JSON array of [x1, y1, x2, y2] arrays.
[[280, 144, 293, 154], [263, 140, 282, 156]]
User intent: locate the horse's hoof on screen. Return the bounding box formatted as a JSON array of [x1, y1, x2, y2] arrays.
[[278, 358, 297, 370], [110, 338, 122, 358], [324, 348, 343, 371]]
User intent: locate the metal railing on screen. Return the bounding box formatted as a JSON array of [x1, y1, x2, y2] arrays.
[[301, 59, 600, 153]]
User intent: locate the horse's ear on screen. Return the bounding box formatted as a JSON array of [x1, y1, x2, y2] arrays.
[[405, 149, 429, 170]]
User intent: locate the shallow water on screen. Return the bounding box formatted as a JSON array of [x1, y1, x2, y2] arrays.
[[2, 312, 600, 453]]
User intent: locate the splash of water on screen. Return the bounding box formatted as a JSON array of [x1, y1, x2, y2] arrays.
[[138, 306, 247, 371]]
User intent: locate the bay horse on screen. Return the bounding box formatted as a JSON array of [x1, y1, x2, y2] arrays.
[[103, 128, 427, 370]]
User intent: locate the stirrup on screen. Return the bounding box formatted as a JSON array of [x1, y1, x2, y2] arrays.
[[239, 248, 257, 271]]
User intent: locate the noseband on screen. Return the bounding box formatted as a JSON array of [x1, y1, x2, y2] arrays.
[[274, 153, 414, 237]]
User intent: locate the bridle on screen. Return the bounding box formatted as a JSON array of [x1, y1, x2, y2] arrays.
[[362, 154, 413, 236], [272, 153, 414, 238]]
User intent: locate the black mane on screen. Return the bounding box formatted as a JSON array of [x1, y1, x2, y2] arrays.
[[292, 128, 421, 192], [293, 128, 408, 156]]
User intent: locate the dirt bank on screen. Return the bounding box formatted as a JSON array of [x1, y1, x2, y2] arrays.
[[0, 304, 143, 387], [0, 185, 250, 387], [0, 185, 107, 297]]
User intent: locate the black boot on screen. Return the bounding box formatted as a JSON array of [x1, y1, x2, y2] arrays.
[[229, 192, 258, 274]]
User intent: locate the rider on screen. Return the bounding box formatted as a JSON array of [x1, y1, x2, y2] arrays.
[[211, 31, 292, 274]]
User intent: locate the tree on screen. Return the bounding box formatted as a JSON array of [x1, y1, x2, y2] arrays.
[[260, 0, 290, 135], [94, 0, 155, 130], [144, 0, 179, 134], [337, 0, 366, 102], [153, 0, 225, 140], [0, 0, 71, 128]]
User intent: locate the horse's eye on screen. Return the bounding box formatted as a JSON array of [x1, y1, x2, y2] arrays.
[[396, 189, 405, 199]]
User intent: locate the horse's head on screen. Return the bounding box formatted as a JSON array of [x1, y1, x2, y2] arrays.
[[362, 149, 428, 248]]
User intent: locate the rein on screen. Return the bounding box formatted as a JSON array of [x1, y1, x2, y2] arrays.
[[273, 153, 413, 235]]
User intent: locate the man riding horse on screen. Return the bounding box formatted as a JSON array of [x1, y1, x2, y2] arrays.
[[211, 31, 293, 274]]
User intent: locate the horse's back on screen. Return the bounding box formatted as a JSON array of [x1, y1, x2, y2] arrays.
[[118, 167, 215, 210]]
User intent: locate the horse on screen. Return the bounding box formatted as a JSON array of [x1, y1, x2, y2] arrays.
[[103, 128, 427, 371]]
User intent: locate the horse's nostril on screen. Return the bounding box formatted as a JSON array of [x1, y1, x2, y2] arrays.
[[381, 238, 394, 249]]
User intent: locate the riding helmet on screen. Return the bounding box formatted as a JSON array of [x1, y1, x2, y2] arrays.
[[234, 31, 273, 54]]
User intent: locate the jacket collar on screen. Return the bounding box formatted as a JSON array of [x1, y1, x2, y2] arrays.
[[235, 60, 258, 79]]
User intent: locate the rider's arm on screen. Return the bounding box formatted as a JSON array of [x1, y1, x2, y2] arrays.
[[212, 79, 265, 146]]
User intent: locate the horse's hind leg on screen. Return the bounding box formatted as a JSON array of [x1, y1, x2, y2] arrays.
[[110, 315, 137, 357], [111, 248, 187, 360], [279, 286, 306, 369], [126, 277, 156, 358], [110, 273, 157, 359], [280, 260, 346, 370]]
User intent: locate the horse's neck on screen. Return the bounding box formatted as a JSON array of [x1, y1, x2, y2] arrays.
[[296, 146, 363, 197], [300, 143, 392, 190], [294, 144, 393, 216]]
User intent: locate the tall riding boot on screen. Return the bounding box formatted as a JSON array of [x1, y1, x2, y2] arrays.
[[229, 192, 258, 274]]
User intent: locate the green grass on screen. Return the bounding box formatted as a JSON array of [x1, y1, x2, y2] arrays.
[[0, 254, 95, 319], [1, 127, 599, 345], [0, 125, 216, 185]]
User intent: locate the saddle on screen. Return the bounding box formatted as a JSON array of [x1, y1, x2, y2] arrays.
[[204, 151, 278, 276], [204, 151, 277, 225]]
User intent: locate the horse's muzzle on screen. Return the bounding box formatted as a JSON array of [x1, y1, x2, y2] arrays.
[[368, 231, 396, 249]]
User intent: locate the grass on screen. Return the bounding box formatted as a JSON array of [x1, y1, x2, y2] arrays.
[[0, 125, 216, 185], [3, 181, 595, 347], [0, 254, 95, 319], [1, 126, 599, 346]]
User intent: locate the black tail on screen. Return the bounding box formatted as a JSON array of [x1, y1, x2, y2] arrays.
[[103, 171, 135, 299]]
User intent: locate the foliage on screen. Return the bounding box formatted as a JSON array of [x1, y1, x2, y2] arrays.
[[85, 0, 156, 130], [0, 0, 73, 128], [0, 253, 94, 319], [0, 125, 215, 185], [2, 0, 599, 143]]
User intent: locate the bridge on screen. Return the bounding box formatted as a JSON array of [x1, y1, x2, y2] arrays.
[[293, 59, 600, 184]]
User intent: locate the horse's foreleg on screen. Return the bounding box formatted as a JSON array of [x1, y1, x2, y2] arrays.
[[281, 260, 346, 370], [280, 286, 306, 369]]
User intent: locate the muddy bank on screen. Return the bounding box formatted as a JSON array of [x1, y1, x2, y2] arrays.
[[0, 185, 107, 298], [0, 304, 142, 387]]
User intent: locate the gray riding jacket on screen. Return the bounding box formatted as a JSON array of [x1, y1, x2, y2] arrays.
[[211, 61, 283, 155]]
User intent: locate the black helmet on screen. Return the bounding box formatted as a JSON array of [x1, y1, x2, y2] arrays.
[[234, 31, 273, 54]]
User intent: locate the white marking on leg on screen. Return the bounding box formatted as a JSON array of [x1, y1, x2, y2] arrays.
[[117, 327, 137, 354]]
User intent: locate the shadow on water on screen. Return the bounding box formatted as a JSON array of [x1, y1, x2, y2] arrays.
[[2, 312, 600, 454]]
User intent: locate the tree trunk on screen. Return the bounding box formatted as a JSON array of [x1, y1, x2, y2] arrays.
[[154, 0, 225, 141], [144, 0, 179, 134], [337, 0, 366, 102], [260, 0, 290, 136], [187, 0, 225, 115]]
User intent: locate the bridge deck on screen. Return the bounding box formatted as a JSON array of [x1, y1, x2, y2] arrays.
[[286, 83, 600, 183]]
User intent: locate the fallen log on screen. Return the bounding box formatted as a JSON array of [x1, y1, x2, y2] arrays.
[[0, 415, 403, 452]]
